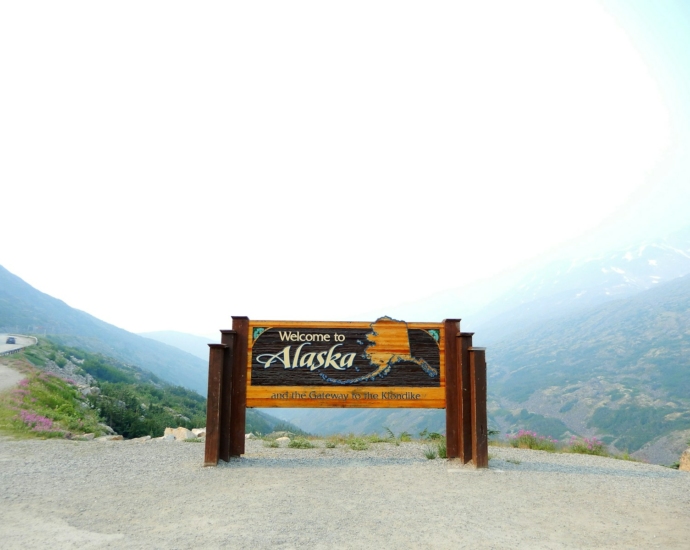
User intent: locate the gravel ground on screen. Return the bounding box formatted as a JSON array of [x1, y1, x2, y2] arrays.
[[1, 436, 689, 549]]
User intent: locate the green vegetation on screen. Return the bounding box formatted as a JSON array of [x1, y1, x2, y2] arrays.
[[498, 409, 571, 440], [588, 404, 690, 453], [508, 430, 558, 452], [0, 371, 103, 439], [423, 445, 437, 459], [288, 437, 315, 449], [559, 400, 577, 413], [2, 338, 300, 441], [348, 437, 369, 451], [498, 429, 643, 462]]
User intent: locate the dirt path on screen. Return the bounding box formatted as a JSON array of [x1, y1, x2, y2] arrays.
[[0, 363, 24, 393], [1, 438, 688, 549]]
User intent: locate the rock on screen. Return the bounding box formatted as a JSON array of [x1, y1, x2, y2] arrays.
[[95, 435, 123, 442], [245, 433, 255, 440], [172, 427, 195, 441], [98, 423, 116, 435], [266, 431, 294, 439], [192, 428, 206, 438], [276, 437, 290, 444], [81, 433, 95, 440], [164, 427, 175, 437], [680, 448, 690, 471], [158, 434, 176, 442], [131, 435, 151, 442]]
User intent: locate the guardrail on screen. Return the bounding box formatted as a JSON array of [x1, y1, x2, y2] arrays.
[[0, 335, 38, 357]]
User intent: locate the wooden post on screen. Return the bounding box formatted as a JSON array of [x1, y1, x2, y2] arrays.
[[219, 330, 236, 462], [470, 347, 488, 468], [459, 332, 474, 463], [230, 316, 249, 457], [204, 343, 226, 467], [444, 319, 461, 459]]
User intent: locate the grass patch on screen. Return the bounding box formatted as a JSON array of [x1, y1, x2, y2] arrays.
[[423, 445, 438, 459], [264, 439, 279, 448], [508, 430, 558, 452], [564, 436, 607, 456], [348, 437, 369, 451], [0, 369, 103, 438], [288, 437, 315, 449]]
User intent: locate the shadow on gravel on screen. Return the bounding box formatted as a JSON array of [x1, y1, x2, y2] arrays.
[[216, 457, 433, 469], [489, 458, 680, 479]]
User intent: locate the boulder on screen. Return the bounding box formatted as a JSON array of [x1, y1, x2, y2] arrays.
[[81, 433, 95, 440], [98, 423, 116, 435], [172, 427, 196, 441], [132, 435, 151, 442], [276, 437, 290, 444], [680, 448, 690, 472], [245, 433, 255, 440], [192, 428, 206, 438], [95, 435, 123, 442]]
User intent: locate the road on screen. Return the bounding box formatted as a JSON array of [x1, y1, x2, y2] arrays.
[[0, 334, 37, 355]]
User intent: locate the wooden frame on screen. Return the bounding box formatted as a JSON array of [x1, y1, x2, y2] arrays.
[[204, 317, 488, 468]]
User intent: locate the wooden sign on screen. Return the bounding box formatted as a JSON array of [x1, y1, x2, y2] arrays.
[[204, 315, 488, 469], [246, 317, 446, 408]]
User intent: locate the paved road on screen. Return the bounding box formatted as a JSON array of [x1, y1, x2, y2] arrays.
[[0, 334, 36, 355]]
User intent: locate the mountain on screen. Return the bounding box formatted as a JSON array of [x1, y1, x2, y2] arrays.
[[268, 407, 446, 437], [378, 225, 690, 344], [472, 225, 690, 343], [139, 330, 212, 361], [271, 247, 690, 464], [488, 273, 690, 464], [0, 265, 208, 395]]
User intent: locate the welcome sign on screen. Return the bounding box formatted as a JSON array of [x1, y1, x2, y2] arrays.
[[246, 317, 447, 408], [204, 315, 487, 468]]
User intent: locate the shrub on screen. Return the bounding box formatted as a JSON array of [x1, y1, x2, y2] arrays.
[[566, 436, 607, 456], [508, 430, 558, 452], [423, 445, 438, 459], [348, 437, 369, 451], [288, 437, 314, 449], [436, 438, 447, 458]]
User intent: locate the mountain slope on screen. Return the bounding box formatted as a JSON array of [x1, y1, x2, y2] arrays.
[[489, 273, 690, 463], [473, 225, 690, 343], [0, 265, 208, 395], [139, 331, 212, 361]]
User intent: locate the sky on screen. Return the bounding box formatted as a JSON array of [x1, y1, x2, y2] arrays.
[[2, 1, 689, 337]]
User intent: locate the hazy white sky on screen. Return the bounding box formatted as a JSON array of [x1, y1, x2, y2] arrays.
[[1, 1, 687, 336]]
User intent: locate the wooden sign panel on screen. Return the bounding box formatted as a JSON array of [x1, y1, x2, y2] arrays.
[[246, 317, 446, 408]]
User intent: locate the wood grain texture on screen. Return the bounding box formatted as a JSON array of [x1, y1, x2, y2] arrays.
[[248, 319, 444, 389], [246, 386, 446, 408], [444, 319, 460, 459], [459, 332, 474, 464], [470, 347, 489, 469], [219, 330, 235, 463], [231, 317, 249, 457], [204, 344, 226, 467]]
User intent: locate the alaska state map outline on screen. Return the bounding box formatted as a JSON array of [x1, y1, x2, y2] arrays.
[[319, 317, 439, 385]]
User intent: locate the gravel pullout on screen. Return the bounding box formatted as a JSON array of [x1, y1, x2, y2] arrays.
[[1, 437, 688, 549]]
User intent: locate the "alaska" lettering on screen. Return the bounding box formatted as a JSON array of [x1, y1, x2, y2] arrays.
[[256, 343, 356, 371]]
